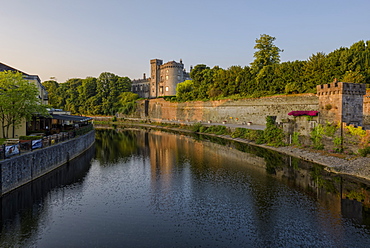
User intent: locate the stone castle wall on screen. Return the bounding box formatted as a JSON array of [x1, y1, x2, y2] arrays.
[[136, 94, 319, 126], [363, 89, 370, 126], [130, 86, 370, 128], [317, 82, 366, 126]]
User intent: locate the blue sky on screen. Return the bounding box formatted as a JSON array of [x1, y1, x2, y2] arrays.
[[1, 0, 369, 83]]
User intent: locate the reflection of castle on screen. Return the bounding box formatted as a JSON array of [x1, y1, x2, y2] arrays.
[[132, 59, 191, 98]]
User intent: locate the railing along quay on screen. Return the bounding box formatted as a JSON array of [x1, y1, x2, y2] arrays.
[[0, 124, 93, 160]]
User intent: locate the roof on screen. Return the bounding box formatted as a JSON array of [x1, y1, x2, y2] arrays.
[[51, 114, 92, 122], [0, 62, 42, 84]]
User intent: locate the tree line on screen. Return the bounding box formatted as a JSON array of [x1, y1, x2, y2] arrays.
[[43, 72, 135, 116], [43, 35, 370, 114], [176, 35, 370, 101]]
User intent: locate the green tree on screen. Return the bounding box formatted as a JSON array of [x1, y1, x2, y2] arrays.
[[251, 34, 282, 72], [97, 72, 132, 115], [42, 80, 60, 108], [118, 92, 139, 115], [176, 80, 195, 101], [342, 70, 366, 83], [0, 71, 49, 138]]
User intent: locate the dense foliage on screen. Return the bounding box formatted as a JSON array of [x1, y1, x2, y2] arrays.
[[176, 38, 370, 102], [43, 72, 132, 115], [0, 71, 49, 138]]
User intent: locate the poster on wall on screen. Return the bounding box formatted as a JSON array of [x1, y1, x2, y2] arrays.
[[32, 139, 43, 149], [5, 144, 20, 158]]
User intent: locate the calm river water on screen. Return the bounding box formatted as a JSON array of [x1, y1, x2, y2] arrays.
[[1, 128, 370, 247]]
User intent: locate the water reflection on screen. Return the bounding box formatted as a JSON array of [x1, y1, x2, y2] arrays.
[[0, 145, 95, 247], [1, 128, 370, 247]]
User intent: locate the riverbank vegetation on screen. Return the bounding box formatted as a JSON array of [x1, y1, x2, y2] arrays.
[[96, 116, 370, 159]]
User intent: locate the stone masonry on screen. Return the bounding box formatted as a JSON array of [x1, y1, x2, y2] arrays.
[[317, 82, 366, 126]]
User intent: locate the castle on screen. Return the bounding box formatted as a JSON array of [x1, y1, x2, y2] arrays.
[[131, 59, 190, 98]]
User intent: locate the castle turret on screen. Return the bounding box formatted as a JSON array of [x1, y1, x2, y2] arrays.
[[317, 82, 366, 126]]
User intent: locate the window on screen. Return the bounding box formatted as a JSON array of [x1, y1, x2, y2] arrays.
[[166, 75, 169, 80], [165, 86, 169, 92]]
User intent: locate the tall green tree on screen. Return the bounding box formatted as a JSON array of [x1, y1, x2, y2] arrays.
[[251, 34, 282, 72], [42, 80, 60, 108], [0, 71, 49, 138]]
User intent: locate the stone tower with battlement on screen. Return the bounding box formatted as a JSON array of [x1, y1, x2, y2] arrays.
[[317, 82, 366, 126], [149, 59, 190, 98]]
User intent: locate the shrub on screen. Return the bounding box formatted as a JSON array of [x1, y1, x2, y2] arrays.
[[333, 136, 343, 153], [324, 121, 338, 137], [204, 125, 228, 135], [292, 132, 300, 146], [191, 123, 203, 132], [263, 116, 285, 147], [346, 125, 366, 137], [358, 146, 370, 157], [231, 128, 246, 138], [199, 126, 208, 133], [310, 124, 324, 149]]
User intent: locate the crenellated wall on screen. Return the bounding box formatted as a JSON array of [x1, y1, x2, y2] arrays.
[[317, 82, 366, 126]]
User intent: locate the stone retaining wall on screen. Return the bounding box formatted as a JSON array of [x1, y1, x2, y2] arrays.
[[0, 130, 95, 195], [135, 94, 319, 125]]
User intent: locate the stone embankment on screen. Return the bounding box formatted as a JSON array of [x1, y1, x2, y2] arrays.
[[269, 145, 370, 181], [0, 130, 95, 195]]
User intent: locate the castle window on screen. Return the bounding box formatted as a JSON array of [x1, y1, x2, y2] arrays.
[[165, 86, 169, 92], [166, 75, 169, 80]]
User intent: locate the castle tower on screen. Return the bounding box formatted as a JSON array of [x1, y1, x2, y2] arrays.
[[317, 82, 366, 126], [150, 59, 163, 98], [158, 60, 185, 96]]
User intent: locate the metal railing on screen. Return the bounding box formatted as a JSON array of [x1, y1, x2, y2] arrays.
[[0, 124, 93, 160]]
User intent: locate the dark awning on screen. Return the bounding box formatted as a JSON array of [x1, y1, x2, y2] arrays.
[[51, 114, 92, 122], [288, 111, 319, 117]]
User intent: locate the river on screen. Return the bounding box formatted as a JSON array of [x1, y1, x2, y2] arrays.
[[1, 128, 370, 247]]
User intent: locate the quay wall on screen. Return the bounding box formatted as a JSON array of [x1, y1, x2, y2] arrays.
[[0, 130, 95, 195], [135, 94, 319, 125]]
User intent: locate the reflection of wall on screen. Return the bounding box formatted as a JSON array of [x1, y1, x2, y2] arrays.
[[147, 131, 267, 185], [138, 130, 370, 226]]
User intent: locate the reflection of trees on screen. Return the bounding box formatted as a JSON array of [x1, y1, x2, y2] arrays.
[[95, 129, 139, 165]]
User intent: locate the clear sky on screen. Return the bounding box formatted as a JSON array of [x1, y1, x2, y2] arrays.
[[1, 0, 369, 83]]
